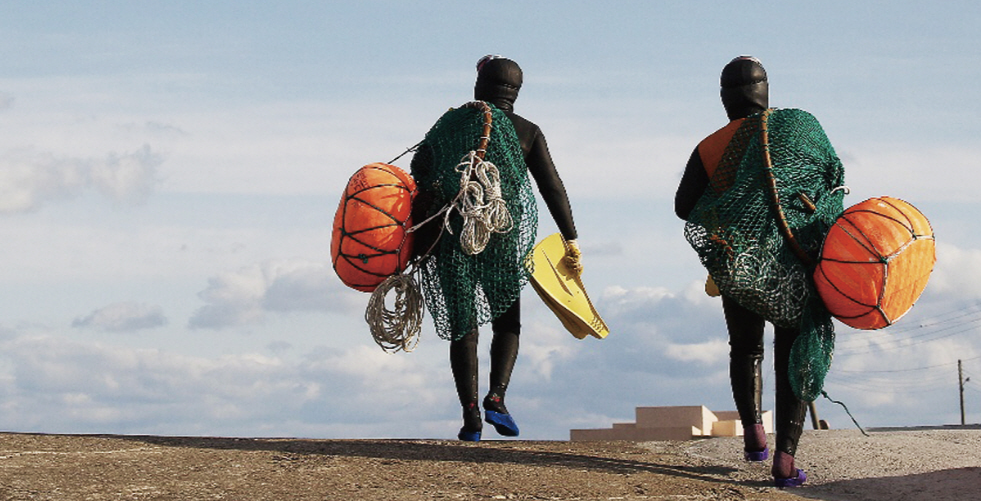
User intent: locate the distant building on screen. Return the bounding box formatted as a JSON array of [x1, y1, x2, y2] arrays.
[[570, 405, 773, 441]]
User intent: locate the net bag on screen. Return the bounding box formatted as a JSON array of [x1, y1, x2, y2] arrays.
[[410, 102, 537, 341], [814, 196, 935, 329], [684, 108, 846, 401], [331, 163, 416, 292]]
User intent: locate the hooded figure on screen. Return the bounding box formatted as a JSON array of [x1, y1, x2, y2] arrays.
[[720, 56, 769, 120], [410, 56, 580, 441], [674, 56, 834, 488], [474, 55, 522, 111]]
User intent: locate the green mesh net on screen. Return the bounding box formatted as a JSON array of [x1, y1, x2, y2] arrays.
[[684, 108, 846, 401], [410, 103, 538, 341]]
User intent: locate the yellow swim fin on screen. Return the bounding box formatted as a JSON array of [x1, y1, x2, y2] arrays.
[[528, 233, 609, 339]]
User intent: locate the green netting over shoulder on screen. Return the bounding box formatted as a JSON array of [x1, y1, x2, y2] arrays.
[[684, 108, 846, 401], [410, 103, 538, 341]]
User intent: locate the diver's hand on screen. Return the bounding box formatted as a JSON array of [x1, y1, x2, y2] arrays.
[[705, 274, 721, 297], [564, 239, 583, 276]]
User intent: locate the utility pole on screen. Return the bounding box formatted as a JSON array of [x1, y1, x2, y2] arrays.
[[959, 359, 970, 426], [808, 402, 820, 429]]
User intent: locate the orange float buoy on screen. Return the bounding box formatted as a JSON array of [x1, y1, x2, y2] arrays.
[[814, 196, 935, 330], [331, 163, 416, 292]]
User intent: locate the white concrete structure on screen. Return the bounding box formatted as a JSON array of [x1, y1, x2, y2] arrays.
[[570, 405, 773, 441]]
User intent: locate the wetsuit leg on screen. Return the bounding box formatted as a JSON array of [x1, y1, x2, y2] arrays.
[[484, 299, 520, 414], [773, 324, 807, 458], [722, 295, 765, 427], [722, 295, 768, 454], [450, 328, 481, 433]]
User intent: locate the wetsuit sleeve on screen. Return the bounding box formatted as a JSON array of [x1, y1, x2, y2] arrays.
[[674, 147, 709, 221], [526, 129, 578, 241], [409, 144, 439, 258]]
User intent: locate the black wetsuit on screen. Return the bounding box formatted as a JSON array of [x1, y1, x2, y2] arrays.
[[674, 57, 807, 459], [416, 57, 577, 436]]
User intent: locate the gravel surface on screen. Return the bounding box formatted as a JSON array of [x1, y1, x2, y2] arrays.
[[1, 429, 978, 500], [668, 427, 981, 500]]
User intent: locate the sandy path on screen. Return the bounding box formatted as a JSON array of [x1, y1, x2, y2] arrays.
[[664, 427, 981, 501], [1, 428, 978, 500]]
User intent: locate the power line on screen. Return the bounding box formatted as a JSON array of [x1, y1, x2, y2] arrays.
[[836, 302, 981, 340], [833, 301, 981, 354], [835, 319, 981, 356], [825, 371, 953, 390], [881, 302, 981, 334], [834, 355, 981, 374], [827, 371, 954, 388], [824, 378, 950, 395]]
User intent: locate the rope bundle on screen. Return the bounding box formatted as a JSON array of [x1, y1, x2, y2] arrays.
[[454, 151, 513, 255], [365, 272, 425, 353]]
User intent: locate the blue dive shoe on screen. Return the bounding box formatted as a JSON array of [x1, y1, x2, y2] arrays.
[[484, 410, 519, 437], [774, 468, 807, 488], [744, 446, 769, 462], [457, 428, 481, 442]]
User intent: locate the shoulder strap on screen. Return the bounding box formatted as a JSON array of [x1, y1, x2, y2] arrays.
[[761, 109, 813, 266]]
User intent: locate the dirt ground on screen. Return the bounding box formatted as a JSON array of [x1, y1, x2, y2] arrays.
[[0, 433, 807, 501], [1, 429, 979, 500]]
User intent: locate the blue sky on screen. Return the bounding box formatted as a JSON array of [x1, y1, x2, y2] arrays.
[[0, 1, 979, 439]]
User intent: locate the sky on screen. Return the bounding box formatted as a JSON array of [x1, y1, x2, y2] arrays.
[[1, 1, 980, 440]]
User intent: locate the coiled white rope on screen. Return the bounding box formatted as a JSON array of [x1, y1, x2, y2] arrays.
[[365, 272, 424, 353], [453, 151, 513, 255]]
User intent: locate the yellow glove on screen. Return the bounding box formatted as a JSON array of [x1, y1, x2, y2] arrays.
[[705, 274, 721, 297], [564, 239, 583, 276]]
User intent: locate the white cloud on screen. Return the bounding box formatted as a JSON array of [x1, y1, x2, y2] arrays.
[[0, 92, 12, 111], [0, 329, 451, 436], [601, 285, 674, 311], [924, 242, 981, 299], [90, 145, 162, 204], [188, 265, 270, 329], [3, 269, 978, 439], [549, 130, 696, 201], [840, 142, 981, 203], [664, 338, 729, 365], [0, 145, 161, 213], [516, 320, 578, 381], [146, 100, 440, 196], [189, 259, 363, 329], [0, 148, 86, 213], [72, 302, 168, 333], [118, 121, 189, 139]]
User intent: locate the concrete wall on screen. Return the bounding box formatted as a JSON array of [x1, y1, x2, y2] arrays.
[[570, 406, 773, 442], [635, 406, 716, 435]]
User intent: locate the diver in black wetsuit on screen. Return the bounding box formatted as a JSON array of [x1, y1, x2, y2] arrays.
[[412, 56, 580, 441], [675, 56, 809, 487]]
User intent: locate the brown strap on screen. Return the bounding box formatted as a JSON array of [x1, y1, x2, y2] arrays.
[[761, 109, 813, 266], [462, 101, 494, 160]]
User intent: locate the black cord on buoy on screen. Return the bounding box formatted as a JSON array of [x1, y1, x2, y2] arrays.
[[388, 141, 423, 164], [822, 390, 869, 437]]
